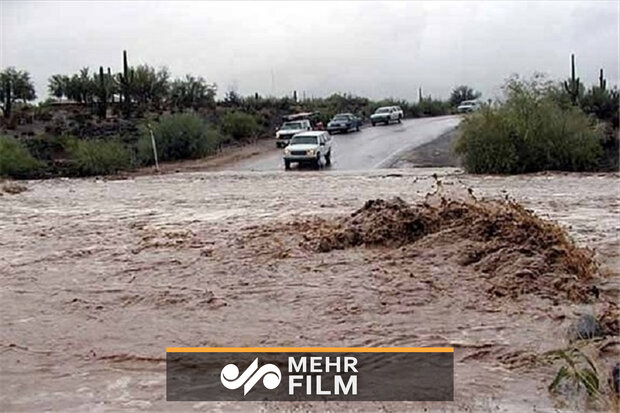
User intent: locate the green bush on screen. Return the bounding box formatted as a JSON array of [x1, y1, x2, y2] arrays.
[[141, 113, 220, 164], [65, 137, 131, 176], [455, 76, 604, 174], [219, 111, 260, 141], [0, 136, 43, 178], [580, 86, 619, 129]]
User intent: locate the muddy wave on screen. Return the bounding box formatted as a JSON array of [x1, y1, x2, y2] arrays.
[[307, 197, 598, 302]]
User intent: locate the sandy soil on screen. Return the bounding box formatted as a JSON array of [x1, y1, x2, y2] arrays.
[[129, 139, 277, 176], [1, 169, 618, 412]]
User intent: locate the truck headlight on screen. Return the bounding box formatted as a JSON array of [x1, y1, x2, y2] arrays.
[[307, 149, 316, 156], [284, 147, 291, 154]]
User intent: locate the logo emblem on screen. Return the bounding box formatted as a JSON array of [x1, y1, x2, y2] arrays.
[[220, 358, 281, 395]]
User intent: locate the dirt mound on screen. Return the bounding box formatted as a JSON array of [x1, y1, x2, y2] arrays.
[[312, 197, 598, 301]]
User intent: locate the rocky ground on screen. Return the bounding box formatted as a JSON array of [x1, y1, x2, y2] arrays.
[[1, 169, 618, 412]]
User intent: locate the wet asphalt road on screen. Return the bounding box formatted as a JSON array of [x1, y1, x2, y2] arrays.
[[232, 115, 462, 171]]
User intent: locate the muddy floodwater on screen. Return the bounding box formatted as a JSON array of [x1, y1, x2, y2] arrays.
[[1, 169, 618, 412]]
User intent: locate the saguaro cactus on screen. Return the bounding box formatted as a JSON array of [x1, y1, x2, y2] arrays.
[[107, 67, 114, 103], [97, 66, 108, 119], [563, 54, 581, 105], [599, 68, 607, 91], [118, 50, 133, 118], [2, 76, 11, 119]]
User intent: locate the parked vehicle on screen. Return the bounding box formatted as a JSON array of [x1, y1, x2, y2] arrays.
[[457, 100, 481, 113], [282, 131, 332, 170], [275, 119, 312, 148], [370, 106, 402, 126], [327, 113, 362, 134]]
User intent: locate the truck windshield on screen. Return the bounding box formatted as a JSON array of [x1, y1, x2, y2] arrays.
[[290, 136, 318, 145], [281, 122, 303, 130], [376, 108, 390, 113], [333, 115, 349, 121]]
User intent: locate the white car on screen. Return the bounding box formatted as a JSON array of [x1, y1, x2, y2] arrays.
[[457, 100, 481, 113], [370, 106, 403, 126], [392, 106, 404, 119], [275, 119, 312, 148], [283, 131, 332, 170]]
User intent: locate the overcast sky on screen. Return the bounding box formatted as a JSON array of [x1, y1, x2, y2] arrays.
[[1, 1, 618, 101]]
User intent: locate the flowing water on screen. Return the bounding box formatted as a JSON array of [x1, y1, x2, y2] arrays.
[[1, 169, 618, 412]]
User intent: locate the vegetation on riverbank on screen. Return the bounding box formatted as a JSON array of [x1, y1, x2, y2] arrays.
[[0, 50, 467, 179], [456, 56, 618, 174]]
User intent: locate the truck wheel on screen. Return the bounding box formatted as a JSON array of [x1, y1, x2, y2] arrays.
[[385, 119, 390, 125], [356, 124, 360, 131], [276, 142, 281, 148], [397, 118, 401, 124], [284, 160, 291, 170], [325, 151, 331, 166], [315, 156, 321, 169], [371, 122, 376, 126]]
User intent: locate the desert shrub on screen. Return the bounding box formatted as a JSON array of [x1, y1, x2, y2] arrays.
[[0, 136, 43, 178], [65, 137, 131, 176], [219, 111, 260, 141], [455, 76, 604, 174], [22, 134, 67, 161], [580, 86, 619, 129], [418, 98, 451, 116], [139, 113, 221, 164]]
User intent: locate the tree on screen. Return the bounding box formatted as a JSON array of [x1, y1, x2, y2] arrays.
[[0, 67, 37, 118], [224, 90, 242, 107], [48, 74, 69, 101], [170, 75, 216, 110], [449, 85, 481, 107], [62, 68, 95, 104], [131, 65, 170, 110]]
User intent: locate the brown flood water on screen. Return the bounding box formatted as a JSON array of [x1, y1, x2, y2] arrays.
[[1, 168, 618, 412]]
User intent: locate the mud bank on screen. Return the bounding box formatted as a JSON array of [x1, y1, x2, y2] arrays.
[[1, 169, 618, 411]]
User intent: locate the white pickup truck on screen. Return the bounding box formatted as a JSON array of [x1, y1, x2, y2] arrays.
[[370, 106, 403, 126], [282, 131, 332, 170], [275, 119, 312, 148]]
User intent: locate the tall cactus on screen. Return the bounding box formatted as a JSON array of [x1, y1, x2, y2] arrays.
[[2, 75, 11, 119], [118, 50, 133, 118], [599, 68, 607, 91], [97, 66, 108, 119], [107, 67, 114, 103], [418, 87, 423, 102], [563, 54, 581, 105]]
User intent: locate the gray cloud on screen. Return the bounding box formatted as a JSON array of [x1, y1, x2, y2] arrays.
[[1, 1, 618, 101]]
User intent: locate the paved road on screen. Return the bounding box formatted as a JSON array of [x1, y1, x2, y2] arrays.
[[231, 115, 462, 171]]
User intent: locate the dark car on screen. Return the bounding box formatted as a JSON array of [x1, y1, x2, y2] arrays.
[[326, 113, 362, 134]]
